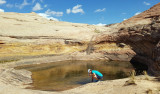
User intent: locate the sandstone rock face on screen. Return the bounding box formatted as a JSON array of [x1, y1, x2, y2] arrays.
[[0, 12, 110, 59], [96, 3, 160, 75], [0, 68, 32, 87], [0, 12, 109, 41]]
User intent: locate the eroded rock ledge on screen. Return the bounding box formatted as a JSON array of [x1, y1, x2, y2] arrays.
[[96, 3, 160, 75]]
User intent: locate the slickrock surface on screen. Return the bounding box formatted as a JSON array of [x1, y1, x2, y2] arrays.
[[0, 12, 109, 41]]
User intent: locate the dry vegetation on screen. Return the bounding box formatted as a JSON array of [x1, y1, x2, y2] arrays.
[[0, 42, 88, 58], [143, 71, 150, 80], [94, 29, 101, 33], [124, 70, 137, 86], [94, 43, 130, 51], [146, 89, 153, 94], [0, 59, 20, 63]]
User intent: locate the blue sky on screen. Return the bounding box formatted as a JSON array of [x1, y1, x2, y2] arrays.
[[0, 0, 159, 25]]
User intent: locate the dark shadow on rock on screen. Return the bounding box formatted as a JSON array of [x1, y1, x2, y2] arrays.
[[76, 78, 92, 85], [130, 55, 148, 75]]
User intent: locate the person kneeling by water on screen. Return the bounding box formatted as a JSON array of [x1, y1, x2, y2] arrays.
[[88, 69, 103, 82]]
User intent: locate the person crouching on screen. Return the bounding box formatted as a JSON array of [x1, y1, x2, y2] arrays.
[[88, 69, 103, 82]]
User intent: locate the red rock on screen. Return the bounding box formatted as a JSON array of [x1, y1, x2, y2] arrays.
[[96, 2, 160, 75]]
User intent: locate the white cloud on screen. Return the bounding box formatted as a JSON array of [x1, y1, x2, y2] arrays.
[[32, 3, 43, 11], [66, 9, 71, 14], [66, 4, 84, 14], [143, 2, 150, 5], [0, 8, 4, 12], [45, 9, 63, 17], [44, 4, 47, 8], [38, 13, 59, 21], [15, 0, 29, 9], [0, 0, 6, 5], [72, 5, 84, 14], [94, 23, 106, 26], [32, 0, 43, 3], [6, 4, 14, 8], [123, 18, 127, 21], [134, 12, 141, 16], [94, 8, 106, 13]]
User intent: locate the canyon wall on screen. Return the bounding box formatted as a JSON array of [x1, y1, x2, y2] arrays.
[[96, 3, 160, 75]]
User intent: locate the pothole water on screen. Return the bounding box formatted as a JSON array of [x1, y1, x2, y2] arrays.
[[15, 60, 133, 91]]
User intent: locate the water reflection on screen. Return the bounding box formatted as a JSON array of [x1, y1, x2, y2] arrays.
[[15, 60, 133, 91]]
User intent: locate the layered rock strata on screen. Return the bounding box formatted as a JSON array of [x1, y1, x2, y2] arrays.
[[96, 3, 160, 75]]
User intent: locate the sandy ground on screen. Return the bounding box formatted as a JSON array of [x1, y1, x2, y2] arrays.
[[65, 76, 160, 94], [0, 74, 159, 94]]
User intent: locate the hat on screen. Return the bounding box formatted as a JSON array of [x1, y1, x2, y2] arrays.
[[88, 69, 91, 73]]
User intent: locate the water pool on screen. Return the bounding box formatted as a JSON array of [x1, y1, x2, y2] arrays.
[[15, 60, 133, 91]]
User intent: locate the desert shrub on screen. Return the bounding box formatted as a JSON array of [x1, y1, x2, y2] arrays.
[[143, 71, 150, 80], [146, 89, 152, 94], [124, 70, 136, 86], [94, 29, 101, 33]]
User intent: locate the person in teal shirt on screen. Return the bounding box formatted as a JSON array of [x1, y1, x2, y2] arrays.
[[88, 69, 103, 82]]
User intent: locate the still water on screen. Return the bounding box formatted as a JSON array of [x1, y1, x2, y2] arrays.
[[15, 60, 133, 91]]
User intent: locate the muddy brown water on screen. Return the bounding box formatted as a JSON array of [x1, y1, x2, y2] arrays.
[[15, 60, 133, 91]]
